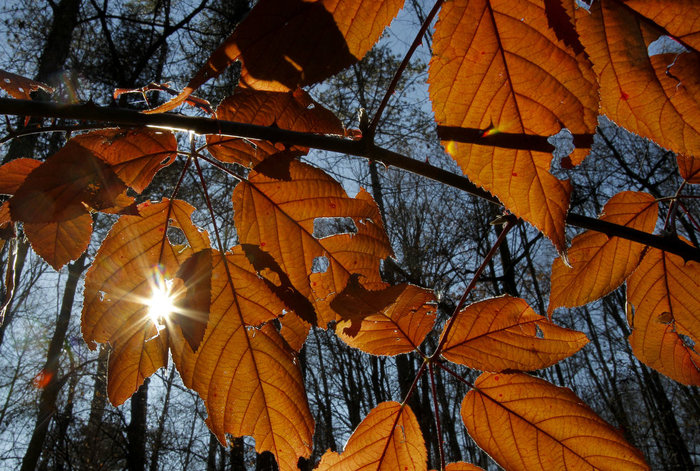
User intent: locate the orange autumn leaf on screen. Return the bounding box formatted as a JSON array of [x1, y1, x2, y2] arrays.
[[444, 464, 485, 471], [623, 1, 700, 51], [429, 0, 598, 252], [232, 158, 392, 326], [206, 88, 344, 167], [0, 69, 54, 99], [463, 372, 649, 471], [71, 128, 178, 193], [24, 215, 93, 271], [82, 199, 209, 404], [549, 191, 658, 314], [333, 281, 436, 355], [148, 0, 404, 112], [627, 247, 700, 385], [576, 0, 700, 159], [169, 248, 312, 471], [171, 249, 212, 352], [9, 141, 132, 223], [0, 158, 41, 195], [440, 295, 588, 371], [316, 401, 426, 471], [677, 154, 700, 183]]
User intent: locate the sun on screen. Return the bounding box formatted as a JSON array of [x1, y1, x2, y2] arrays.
[[146, 278, 177, 326]]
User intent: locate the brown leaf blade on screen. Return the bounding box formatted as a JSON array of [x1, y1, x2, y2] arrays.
[[169, 248, 313, 471], [82, 199, 209, 404], [623, 1, 700, 51], [333, 282, 436, 355], [549, 191, 658, 313], [148, 0, 404, 112], [0, 69, 54, 99], [627, 247, 700, 385], [0, 158, 41, 195], [441, 295, 588, 371], [677, 154, 700, 183], [72, 128, 178, 193], [10, 141, 130, 223], [429, 0, 598, 251], [233, 158, 392, 326], [576, 0, 700, 158], [24, 215, 93, 271], [206, 89, 344, 168], [316, 401, 426, 471], [462, 372, 649, 471]]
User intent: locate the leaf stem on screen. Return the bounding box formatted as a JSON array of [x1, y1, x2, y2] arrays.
[[430, 217, 517, 359], [367, 0, 444, 138], [428, 362, 445, 471]]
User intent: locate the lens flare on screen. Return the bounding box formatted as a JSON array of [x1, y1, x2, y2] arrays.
[[146, 277, 176, 326]]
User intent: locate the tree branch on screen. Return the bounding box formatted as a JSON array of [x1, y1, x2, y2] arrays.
[[1, 98, 698, 262]]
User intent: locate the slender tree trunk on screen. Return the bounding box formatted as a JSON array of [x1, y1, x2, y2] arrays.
[[149, 367, 177, 471], [127, 378, 150, 471], [206, 432, 218, 471], [256, 451, 278, 471], [0, 239, 29, 350], [81, 344, 109, 471], [20, 253, 87, 471], [230, 437, 246, 470]]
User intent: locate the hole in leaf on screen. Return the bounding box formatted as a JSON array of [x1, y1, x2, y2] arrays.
[[166, 226, 186, 245], [648, 35, 687, 57], [313, 217, 357, 239], [535, 324, 544, 339], [311, 256, 329, 273]]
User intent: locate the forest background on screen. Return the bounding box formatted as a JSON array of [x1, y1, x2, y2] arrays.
[[0, 0, 698, 470]]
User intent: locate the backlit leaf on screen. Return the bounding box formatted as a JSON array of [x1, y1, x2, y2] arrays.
[[429, 0, 598, 251], [444, 464, 485, 471], [169, 248, 313, 471], [0, 158, 41, 194], [24, 215, 93, 271], [549, 191, 658, 313], [233, 158, 392, 326], [441, 295, 588, 371], [623, 1, 700, 51], [206, 88, 344, 168], [333, 281, 436, 355], [82, 199, 209, 404], [627, 247, 700, 385], [576, 0, 700, 158], [462, 372, 649, 471], [677, 154, 700, 183], [0, 69, 54, 99], [316, 401, 426, 471], [72, 128, 178, 193], [148, 0, 404, 112], [9, 141, 131, 223], [172, 249, 212, 352]]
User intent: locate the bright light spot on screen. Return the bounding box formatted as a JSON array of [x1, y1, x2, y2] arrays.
[[146, 278, 176, 327]]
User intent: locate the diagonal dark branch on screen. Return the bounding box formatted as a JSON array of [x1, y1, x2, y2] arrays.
[[0, 98, 698, 262]]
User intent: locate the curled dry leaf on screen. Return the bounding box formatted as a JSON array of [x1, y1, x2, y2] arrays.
[[440, 295, 588, 371], [206, 88, 344, 168], [233, 158, 392, 326], [549, 191, 658, 314], [463, 372, 649, 471], [82, 199, 209, 404], [576, 0, 700, 159], [147, 0, 404, 112], [333, 280, 436, 355], [627, 247, 700, 385], [169, 247, 313, 471], [316, 401, 426, 471], [0, 69, 54, 99], [71, 128, 178, 193], [429, 0, 598, 252]]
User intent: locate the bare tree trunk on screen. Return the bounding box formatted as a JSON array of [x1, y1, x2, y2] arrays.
[[230, 437, 246, 470], [149, 367, 176, 471], [20, 253, 87, 471], [206, 433, 218, 471], [81, 344, 109, 471], [127, 378, 150, 471]]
